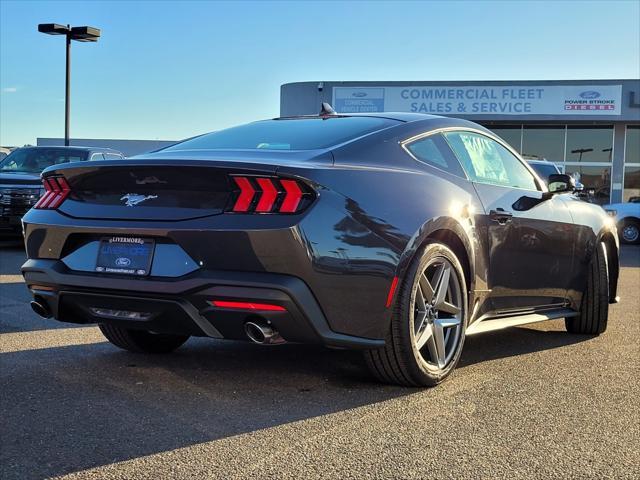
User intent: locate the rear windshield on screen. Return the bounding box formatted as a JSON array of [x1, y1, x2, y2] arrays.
[[0, 148, 87, 173], [164, 117, 401, 151]]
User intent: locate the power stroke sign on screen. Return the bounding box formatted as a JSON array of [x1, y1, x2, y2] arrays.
[[332, 85, 622, 116]]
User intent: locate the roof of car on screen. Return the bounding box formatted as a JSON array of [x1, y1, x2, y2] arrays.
[[277, 112, 444, 122]]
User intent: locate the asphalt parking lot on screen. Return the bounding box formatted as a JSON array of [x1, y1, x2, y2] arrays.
[[1, 242, 639, 480]]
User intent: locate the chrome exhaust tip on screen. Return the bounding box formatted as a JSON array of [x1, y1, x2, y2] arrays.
[[30, 300, 51, 319], [245, 321, 285, 345]]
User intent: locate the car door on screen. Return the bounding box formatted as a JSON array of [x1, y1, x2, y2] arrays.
[[443, 130, 575, 313]]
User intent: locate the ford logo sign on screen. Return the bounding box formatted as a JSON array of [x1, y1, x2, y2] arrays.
[[579, 90, 601, 99], [352, 92, 367, 97], [115, 257, 132, 267]]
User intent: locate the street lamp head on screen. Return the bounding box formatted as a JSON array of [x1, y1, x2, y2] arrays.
[[38, 24, 100, 42], [70, 26, 101, 42], [38, 23, 71, 35]]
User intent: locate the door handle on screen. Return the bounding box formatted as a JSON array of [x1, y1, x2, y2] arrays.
[[489, 208, 513, 225]]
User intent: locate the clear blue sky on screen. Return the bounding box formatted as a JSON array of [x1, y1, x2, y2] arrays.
[[1, 0, 639, 146]]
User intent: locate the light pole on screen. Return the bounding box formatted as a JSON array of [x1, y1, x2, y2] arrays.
[[571, 147, 594, 177], [38, 24, 101, 146]]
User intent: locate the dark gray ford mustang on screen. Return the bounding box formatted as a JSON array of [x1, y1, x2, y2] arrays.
[[21, 108, 619, 387]]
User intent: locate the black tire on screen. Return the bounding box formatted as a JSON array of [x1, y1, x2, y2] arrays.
[[565, 242, 609, 335], [99, 324, 189, 353], [364, 242, 468, 387], [620, 219, 640, 245]]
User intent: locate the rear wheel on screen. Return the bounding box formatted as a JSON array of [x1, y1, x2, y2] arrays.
[[364, 243, 467, 387], [620, 219, 640, 245], [565, 241, 609, 335], [99, 324, 189, 353]]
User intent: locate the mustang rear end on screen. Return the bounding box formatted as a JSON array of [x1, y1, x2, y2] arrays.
[[21, 154, 389, 350]]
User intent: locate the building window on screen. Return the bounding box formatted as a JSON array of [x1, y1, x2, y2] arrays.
[[623, 167, 640, 202], [489, 126, 522, 152], [565, 126, 614, 163], [564, 165, 611, 205], [522, 126, 565, 163], [624, 126, 640, 202]]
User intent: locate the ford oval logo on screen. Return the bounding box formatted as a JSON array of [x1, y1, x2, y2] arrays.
[[115, 257, 131, 267], [579, 90, 601, 99], [352, 92, 367, 97]]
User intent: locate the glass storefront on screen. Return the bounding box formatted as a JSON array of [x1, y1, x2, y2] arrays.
[[624, 166, 640, 202], [490, 126, 521, 152], [522, 126, 565, 163], [563, 165, 611, 204], [624, 126, 640, 202], [565, 126, 614, 163], [484, 124, 620, 204]]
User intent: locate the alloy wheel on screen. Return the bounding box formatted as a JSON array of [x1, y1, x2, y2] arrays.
[[412, 258, 463, 371], [622, 224, 639, 243]]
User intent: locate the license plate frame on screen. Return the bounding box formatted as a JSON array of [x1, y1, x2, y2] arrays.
[[95, 237, 155, 276]]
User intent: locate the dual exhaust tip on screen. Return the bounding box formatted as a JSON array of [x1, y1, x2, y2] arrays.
[[244, 321, 285, 345], [30, 299, 51, 319], [30, 298, 284, 346]]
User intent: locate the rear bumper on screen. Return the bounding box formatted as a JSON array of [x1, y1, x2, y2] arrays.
[[22, 258, 384, 349]]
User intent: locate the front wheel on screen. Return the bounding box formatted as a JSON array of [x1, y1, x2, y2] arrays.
[[565, 241, 609, 335], [364, 243, 468, 387], [99, 324, 190, 353]]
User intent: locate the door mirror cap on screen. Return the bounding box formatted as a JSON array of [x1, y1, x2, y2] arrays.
[[547, 173, 576, 194]]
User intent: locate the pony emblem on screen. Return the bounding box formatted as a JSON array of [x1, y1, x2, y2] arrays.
[[120, 193, 158, 207]]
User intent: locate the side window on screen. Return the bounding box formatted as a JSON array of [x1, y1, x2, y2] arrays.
[[444, 131, 538, 190], [104, 153, 123, 160], [404, 133, 466, 178], [90, 152, 105, 161]]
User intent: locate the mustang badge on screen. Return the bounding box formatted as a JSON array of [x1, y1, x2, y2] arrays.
[[120, 193, 158, 207]]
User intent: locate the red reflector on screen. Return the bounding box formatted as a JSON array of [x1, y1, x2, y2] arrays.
[[210, 300, 287, 312], [232, 176, 255, 212], [385, 276, 399, 308], [255, 178, 278, 212], [279, 179, 303, 213]]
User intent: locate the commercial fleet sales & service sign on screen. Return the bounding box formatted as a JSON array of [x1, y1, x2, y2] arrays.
[[332, 85, 622, 115]]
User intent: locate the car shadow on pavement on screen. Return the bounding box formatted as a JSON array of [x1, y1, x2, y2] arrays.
[[0, 339, 405, 480], [1, 321, 595, 480], [619, 245, 640, 268], [459, 322, 592, 367]]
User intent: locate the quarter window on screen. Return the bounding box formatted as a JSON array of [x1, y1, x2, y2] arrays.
[[404, 134, 466, 177], [444, 131, 538, 190]]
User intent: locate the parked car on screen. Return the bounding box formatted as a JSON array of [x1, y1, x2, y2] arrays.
[[525, 159, 561, 185], [1, 146, 124, 236], [604, 198, 640, 244], [0, 147, 11, 161], [21, 108, 619, 387]]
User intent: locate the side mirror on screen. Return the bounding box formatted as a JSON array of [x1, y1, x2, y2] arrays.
[[547, 173, 576, 194]]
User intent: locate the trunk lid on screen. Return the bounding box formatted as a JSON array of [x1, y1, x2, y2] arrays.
[[43, 150, 330, 221]]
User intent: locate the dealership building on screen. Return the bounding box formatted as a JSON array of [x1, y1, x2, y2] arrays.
[[281, 79, 640, 204]]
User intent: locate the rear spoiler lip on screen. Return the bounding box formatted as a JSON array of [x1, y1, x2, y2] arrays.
[[41, 151, 334, 178]]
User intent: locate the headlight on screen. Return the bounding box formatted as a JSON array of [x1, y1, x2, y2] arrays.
[[605, 209, 617, 217]]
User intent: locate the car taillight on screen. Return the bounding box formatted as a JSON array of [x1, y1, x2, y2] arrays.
[[34, 176, 71, 209], [229, 176, 313, 214]]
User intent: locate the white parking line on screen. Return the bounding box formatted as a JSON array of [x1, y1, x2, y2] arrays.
[[0, 326, 105, 353]]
